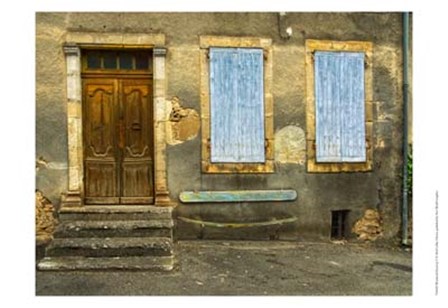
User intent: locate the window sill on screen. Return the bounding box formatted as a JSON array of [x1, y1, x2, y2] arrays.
[[201, 160, 275, 173]]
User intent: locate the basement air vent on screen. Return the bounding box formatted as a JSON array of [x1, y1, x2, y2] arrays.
[[331, 210, 350, 240]]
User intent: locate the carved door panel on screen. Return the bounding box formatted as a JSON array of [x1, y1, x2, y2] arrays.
[[83, 78, 154, 204], [83, 79, 119, 204], [120, 80, 154, 204]]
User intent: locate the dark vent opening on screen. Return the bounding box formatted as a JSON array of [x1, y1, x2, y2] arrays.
[[331, 210, 350, 240]]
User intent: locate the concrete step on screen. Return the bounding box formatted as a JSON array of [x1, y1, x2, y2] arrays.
[[46, 237, 173, 258], [54, 220, 173, 238], [59, 205, 173, 222], [38, 255, 174, 271]]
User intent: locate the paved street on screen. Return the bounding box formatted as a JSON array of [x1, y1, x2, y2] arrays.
[[36, 240, 412, 295]]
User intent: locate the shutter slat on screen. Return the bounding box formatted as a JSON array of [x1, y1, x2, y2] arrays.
[[340, 53, 366, 161], [237, 49, 265, 162], [315, 52, 341, 162], [210, 48, 239, 162], [315, 51, 366, 162]]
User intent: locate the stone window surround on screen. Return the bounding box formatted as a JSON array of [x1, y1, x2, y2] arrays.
[[199, 36, 274, 173], [305, 39, 374, 173], [61, 32, 173, 207]]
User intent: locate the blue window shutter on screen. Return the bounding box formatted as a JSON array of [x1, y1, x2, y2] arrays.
[[210, 48, 239, 162], [314, 51, 366, 162], [210, 48, 265, 163], [237, 49, 265, 162]]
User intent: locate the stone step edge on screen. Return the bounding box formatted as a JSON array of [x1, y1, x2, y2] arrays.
[[57, 219, 174, 230], [37, 256, 174, 271], [48, 237, 173, 249], [59, 205, 172, 214]]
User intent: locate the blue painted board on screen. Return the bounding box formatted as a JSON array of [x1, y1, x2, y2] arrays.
[[179, 190, 297, 203]]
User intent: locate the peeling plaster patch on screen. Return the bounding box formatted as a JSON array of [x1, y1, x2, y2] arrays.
[[274, 125, 306, 164], [167, 97, 200, 145]]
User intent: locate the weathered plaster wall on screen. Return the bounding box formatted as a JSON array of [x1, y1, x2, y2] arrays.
[[36, 12, 408, 241], [36, 14, 69, 207]]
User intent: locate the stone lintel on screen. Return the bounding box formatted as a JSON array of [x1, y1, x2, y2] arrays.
[[65, 32, 166, 47], [199, 36, 272, 48]]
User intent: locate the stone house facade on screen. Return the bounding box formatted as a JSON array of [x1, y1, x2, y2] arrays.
[[36, 12, 411, 258]]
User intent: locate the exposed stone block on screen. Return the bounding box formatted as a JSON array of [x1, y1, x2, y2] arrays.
[[352, 209, 383, 241], [36, 190, 58, 245]]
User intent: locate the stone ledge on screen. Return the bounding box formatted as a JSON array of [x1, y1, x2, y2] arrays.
[[59, 205, 173, 214], [38, 256, 174, 271], [47, 237, 173, 257], [58, 219, 174, 230]]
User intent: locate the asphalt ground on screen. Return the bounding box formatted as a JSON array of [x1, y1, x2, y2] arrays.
[[36, 240, 412, 296]]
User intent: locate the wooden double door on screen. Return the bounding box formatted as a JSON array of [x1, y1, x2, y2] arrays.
[[83, 77, 154, 204]]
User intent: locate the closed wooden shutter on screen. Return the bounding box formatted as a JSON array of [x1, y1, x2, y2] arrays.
[[314, 51, 366, 162], [210, 48, 265, 163]]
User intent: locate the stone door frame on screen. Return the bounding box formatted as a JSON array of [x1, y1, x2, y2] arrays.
[[61, 32, 172, 208]]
